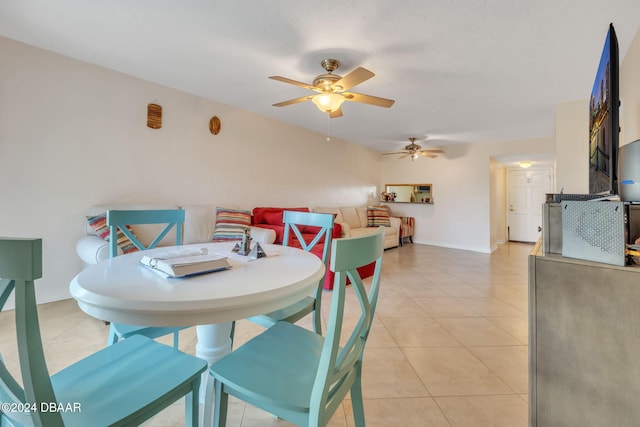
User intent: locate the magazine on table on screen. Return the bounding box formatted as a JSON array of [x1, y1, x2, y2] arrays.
[[139, 253, 232, 278]]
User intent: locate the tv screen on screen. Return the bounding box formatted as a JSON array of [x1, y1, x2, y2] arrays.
[[589, 23, 620, 195]]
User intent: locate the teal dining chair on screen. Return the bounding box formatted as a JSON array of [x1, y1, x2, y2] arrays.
[[206, 229, 384, 427], [245, 210, 334, 335], [0, 237, 207, 427], [106, 209, 187, 348]]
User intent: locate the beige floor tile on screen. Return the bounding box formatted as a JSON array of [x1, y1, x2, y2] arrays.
[[43, 316, 109, 374], [344, 398, 451, 427], [142, 400, 190, 426], [402, 347, 512, 397], [485, 316, 528, 344], [437, 283, 490, 298], [357, 317, 397, 348], [375, 297, 429, 318], [402, 283, 449, 298], [497, 296, 528, 312], [231, 401, 347, 426], [412, 297, 482, 318], [435, 317, 522, 347], [435, 395, 527, 427], [457, 297, 525, 317], [467, 346, 529, 394], [361, 348, 430, 399], [377, 280, 412, 298], [382, 317, 462, 347], [476, 282, 529, 299], [397, 282, 451, 298]]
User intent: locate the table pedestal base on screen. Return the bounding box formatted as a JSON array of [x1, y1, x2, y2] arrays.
[[195, 322, 232, 407]]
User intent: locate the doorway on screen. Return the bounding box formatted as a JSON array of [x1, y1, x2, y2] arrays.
[[508, 167, 553, 242]]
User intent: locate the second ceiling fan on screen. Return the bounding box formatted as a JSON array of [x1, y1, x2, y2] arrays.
[[382, 138, 444, 161], [270, 59, 395, 118]]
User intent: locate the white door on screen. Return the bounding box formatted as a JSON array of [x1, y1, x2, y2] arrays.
[[508, 168, 553, 242]]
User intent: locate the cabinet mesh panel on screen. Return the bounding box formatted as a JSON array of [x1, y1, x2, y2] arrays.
[[561, 201, 626, 266]]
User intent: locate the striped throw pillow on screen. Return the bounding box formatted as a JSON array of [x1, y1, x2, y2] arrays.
[[87, 213, 138, 254], [212, 207, 252, 242], [366, 206, 391, 227]]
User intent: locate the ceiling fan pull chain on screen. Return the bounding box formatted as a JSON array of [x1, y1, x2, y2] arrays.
[[326, 113, 331, 141]]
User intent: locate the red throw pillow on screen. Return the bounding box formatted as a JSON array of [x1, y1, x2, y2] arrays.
[[264, 211, 284, 225]]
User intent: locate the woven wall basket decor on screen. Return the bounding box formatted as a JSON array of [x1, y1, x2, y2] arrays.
[[147, 103, 162, 129], [209, 116, 221, 135]]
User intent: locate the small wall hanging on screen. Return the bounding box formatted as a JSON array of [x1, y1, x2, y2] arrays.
[[147, 103, 162, 129], [209, 116, 221, 135]]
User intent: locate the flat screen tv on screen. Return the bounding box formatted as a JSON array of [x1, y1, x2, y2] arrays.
[[589, 23, 620, 195]]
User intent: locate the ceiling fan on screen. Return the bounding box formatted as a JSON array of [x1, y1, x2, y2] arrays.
[[269, 59, 395, 118], [382, 138, 444, 161]]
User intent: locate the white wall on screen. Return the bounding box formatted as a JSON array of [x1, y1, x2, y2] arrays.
[[380, 136, 554, 253], [555, 99, 589, 194], [0, 37, 380, 304], [489, 158, 507, 250], [621, 27, 640, 145]]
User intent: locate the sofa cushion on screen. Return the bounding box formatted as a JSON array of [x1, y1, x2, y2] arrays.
[[211, 207, 252, 242], [252, 207, 309, 225], [300, 222, 342, 239], [181, 204, 216, 244], [312, 207, 344, 224], [367, 206, 391, 227], [263, 211, 284, 225], [86, 213, 138, 254], [356, 207, 369, 228], [338, 207, 362, 229]]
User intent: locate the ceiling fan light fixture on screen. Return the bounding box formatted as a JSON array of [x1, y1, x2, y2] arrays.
[[519, 161, 533, 169], [312, 92, 345, 113]]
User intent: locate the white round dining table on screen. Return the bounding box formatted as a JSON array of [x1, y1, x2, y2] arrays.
[[69, 241, 325, 376]]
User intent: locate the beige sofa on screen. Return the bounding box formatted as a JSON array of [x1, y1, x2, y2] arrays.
[[313, 206, 400, 249], [76, 203, 276, 265]]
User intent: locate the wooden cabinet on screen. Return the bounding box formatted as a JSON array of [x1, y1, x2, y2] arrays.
[[529, 241, 640, 426]]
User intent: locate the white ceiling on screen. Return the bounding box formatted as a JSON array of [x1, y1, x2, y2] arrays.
[[1, 0, 639, 154]]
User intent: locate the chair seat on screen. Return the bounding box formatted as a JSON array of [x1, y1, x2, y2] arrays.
[[111, 323, 187, 341], [210, 321, 324, 411], [51, 335, 207, 426], [247, 296, 315, 329]]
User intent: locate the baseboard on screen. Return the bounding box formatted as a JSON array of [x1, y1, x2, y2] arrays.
[[412, 239, 492, 254], [2, 288, 71, 311]]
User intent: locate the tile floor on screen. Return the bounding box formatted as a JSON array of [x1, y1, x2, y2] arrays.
[[0, 241, 532, 426]]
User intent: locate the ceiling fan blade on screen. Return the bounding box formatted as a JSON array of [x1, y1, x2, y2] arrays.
[[269, 76, 319, 92], [342, 91, 395, 108], [398, 154, 408, 159], [421, 149, 444, 154], [334, 67, 374, 91], [329, 108, 343, 118], [420, 152, 438, 158], [381, 151, 407, 155], [272, 95, 314, 107]]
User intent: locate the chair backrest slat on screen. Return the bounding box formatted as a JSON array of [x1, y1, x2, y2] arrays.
[[282, 210, 335, 336], [282, 210, 334, 265], [106, 209, 185, 258], [0, 278, 30, 425], [310, 229, 384, 423], [0, 238, 64, 427]]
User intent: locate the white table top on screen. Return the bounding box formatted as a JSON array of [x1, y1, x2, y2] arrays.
[[70, 242, 325, 327]]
